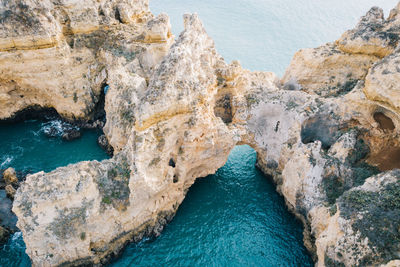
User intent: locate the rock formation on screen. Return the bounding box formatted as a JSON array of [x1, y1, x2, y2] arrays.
[[0, 0, 399, 266], [0, 0, 173, 121], [0, 168, 19, 245]]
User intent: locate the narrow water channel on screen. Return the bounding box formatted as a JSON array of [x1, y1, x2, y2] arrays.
[[109, 146, 313, 266]]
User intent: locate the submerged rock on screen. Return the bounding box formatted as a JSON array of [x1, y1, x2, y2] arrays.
[[0, 189, 17, 243], [97, 135, 114, 156], [0, 225, 9, 246], [5, 184, 16, 200], [3, 1, 400, 266], [61, 129, 82, 141]]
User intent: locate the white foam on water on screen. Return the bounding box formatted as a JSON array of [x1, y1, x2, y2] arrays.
[[40, 120, 79, 137], [41, 120, 64, 137], [0, 156, 13, 169], [11, 232, 22, 242]]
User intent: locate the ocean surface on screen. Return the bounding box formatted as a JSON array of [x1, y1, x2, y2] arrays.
[[1, 0, 398, 266], [150, 0, 397, 76]]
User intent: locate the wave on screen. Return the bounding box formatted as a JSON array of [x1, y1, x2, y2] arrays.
[[40, 119, 79, 138], [0, 156, 13, 169]]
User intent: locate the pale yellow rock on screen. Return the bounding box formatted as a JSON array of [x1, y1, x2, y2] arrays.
[[0, 0, 172, 121], [5, 184, 16, 199], [13, 13, 238, 266], [3, 167, 18, 185], [281, 43, 378, 97], [382, 260, 400, 267], [364, 51, 400, 115], [9, 1, 400, 267], [336, 5, 400, 58], [328, 131, 357, 163]]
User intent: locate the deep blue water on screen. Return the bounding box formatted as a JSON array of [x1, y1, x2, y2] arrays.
[[1, 0, 398, 266]]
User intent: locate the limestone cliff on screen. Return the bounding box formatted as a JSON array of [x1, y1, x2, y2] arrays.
[[3, 0, 400, 266], [0, 0, 173, 121]]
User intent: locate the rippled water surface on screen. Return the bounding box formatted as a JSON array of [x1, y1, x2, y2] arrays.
[[150, 0, 397, 76], [1, 0, 399, 266], [0, 120, 108, 173], [110, 146, 312, 266], [0, 119, 108, 267]]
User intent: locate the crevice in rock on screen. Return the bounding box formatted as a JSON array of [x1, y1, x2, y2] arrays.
[[114, 8, 123, 24], [173, 174, 178, 183], [214, 88, 233, 124], [88, 82, 108, 124], [168, 158, 176, 168]]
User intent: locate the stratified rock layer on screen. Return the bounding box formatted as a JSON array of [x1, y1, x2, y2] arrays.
[[4, 1, 400, 267], [0, 0, 173, 121]]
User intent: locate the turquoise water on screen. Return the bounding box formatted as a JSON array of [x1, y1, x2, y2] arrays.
[[0, 119, 108, 173], [1, 1, 399, 266], [0, 119, 108, 267], [110, 146, 312, 266]]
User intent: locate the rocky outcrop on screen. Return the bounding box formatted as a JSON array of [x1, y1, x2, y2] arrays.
[[0, 225, 9, 245], [3, 167, 18, 186], [336, 4, 400, 58], [317, 171, 400, 266], [3, 168, 18, 200], [0, 0, 173, 121], [5, 1, 400, 267], [282, 43, 379, 97], [12, 11, 238, 266]]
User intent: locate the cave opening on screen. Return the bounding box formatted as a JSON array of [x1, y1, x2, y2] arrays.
[[213, 91, 233, 124], [373, 112, 395, 131], [89, 82, 109, 123], [365, 110, 400, 171]]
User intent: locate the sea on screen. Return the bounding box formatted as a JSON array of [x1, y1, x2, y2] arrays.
[[0, 0, 397, 266]]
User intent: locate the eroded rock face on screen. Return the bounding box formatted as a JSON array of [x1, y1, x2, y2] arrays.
[[282, 43, 379, 97], [8, 1, 400, 267], [0, 0, 173, 121], [336, 5, 400, 58], [318, 171, 400, 266]]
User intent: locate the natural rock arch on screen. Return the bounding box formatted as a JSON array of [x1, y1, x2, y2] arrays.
[[2, 1, 400, 266]]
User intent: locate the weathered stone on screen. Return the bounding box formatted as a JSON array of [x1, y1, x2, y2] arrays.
[[364, 49, 400, 115], [3, 167, 18, 185], [0, 225, 9, 245], [336, 5, 400, 58], [0, 0, 172, 122], [61, 129, 82, 141], [281, 43, 378, 97], [97, 135, 114, 156], [6, 1, 400, 267], [5, 184, 16, 200]]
